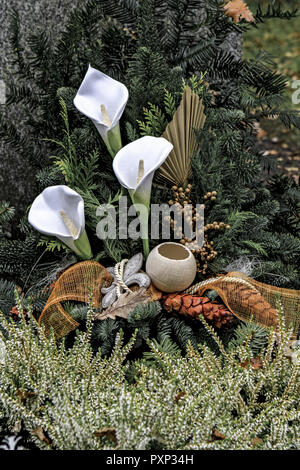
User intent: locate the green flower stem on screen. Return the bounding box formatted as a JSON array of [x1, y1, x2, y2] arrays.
[[130, 191, 150, 259], [142, 237, 150, 258], [104, 138, 114, 158], [106, 123, 123, 158], [139, 209, 150, 258]]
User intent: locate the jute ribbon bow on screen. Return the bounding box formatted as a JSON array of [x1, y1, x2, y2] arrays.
[[39, 261, 113, 338]]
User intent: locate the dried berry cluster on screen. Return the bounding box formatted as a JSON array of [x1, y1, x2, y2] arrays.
[[168, 184, 193, 208], [204, 190, 217, 201], [167, 185, 230, 275]]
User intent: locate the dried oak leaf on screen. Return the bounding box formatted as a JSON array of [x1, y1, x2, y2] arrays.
[[95, 288, 150, 320], [224, 0, 255, 23], [94, 427, 118, 445]]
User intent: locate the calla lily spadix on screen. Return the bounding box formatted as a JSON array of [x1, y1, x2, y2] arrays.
[[74, 65, 129, 158], [113, 136, 173, 257], [28, 185, 92, 260]]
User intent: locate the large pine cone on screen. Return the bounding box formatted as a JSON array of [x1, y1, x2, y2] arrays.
[[162, 294, 234, 328]]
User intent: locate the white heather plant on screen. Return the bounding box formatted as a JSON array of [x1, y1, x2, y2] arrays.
[[0, 294, 299, 450]]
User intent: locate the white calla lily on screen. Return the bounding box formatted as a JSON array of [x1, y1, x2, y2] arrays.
[[28, 185, 92, 260], [113, 136, 173, 257], [74, 65, 129, 157]]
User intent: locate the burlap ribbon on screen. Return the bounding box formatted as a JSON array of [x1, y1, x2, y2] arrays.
[[39, 261, 113, 338], [185, 271, 300, 333]]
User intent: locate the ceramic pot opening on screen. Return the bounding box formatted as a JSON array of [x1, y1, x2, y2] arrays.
[[158, 243, 190, 260]]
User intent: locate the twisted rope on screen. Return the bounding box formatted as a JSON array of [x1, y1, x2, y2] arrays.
[[184, 276, 260, 295], [114, 259, 133, 297]]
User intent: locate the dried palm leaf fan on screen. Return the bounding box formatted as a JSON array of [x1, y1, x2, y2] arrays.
[[156, 86, 206, 186]]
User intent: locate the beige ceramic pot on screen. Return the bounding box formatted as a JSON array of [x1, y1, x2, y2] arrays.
[[146, 242, 197, 293]]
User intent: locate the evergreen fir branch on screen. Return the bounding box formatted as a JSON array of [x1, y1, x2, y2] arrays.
[[8, 9, 33, 80], [35, 166, 64, 190], [0, 115, 41, 166], [207, 108, 245, 128], [156, 314, 174, 343], [227, 211, 258, 231], [102, 238, 129, 264], [0, 279, 17, 316], [143, 337, 182, 364], [27, 31, 53, 79], [253, 260, 299, 289], [0, 236, 40, 283], [127, 46, 178, 123], [92, 318, 121, 356], [0, 203, 15, 228], [127, 301, 162, 325], [241, 240, 268, 257], [206, 49, 241, 81], [53, 0, 137, 75], [278, 110, 300, 129], [176, 37, 219, 71], [5, 84, 38, 108], [68, 305, 89, 323], [171, 316, 198, 351]]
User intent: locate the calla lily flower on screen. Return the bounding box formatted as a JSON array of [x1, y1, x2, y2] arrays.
[[113, 136, 173, 257], [74, 65, 129, 157], [28, 185, 92, 260]]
